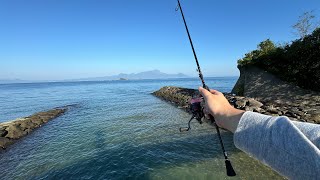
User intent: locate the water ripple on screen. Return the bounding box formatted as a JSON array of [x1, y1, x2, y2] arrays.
[[0, 78, 284, 179]]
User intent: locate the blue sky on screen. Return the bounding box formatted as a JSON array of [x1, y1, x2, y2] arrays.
[[0, 0, 319, 80]]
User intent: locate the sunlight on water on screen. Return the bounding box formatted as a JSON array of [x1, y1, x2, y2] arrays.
[[0, 78, 285, 179]]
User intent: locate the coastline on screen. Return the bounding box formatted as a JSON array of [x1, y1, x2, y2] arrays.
[[152, 86, 320, 124]]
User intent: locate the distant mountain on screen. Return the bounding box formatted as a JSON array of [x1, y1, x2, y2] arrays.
[[116, 70, 187, 80], [74, 70, 188, 81], [0, 70, 189, 84]]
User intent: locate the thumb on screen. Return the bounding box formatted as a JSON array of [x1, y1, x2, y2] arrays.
[[198, 87, 212, 100]]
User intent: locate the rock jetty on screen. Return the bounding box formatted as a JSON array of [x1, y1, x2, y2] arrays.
[[0, 106, 71, 150], [153, 86, 320, 124]]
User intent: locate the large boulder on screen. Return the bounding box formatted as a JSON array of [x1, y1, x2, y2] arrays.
[[231, 66, 320, 123], [231, 66, 320, 103]]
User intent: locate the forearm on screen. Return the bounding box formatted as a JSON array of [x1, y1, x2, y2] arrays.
[[233, 111, 320, 179], [215, 108, 244, 133], [291, 121, 320, 149]]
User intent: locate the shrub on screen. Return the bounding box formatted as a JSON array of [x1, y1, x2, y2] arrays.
[[237, 28, 320, 92]]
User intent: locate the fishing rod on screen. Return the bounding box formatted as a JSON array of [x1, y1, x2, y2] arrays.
[[175, 0, 236, 176]]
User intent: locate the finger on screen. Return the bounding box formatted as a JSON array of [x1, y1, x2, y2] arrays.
[[202, 106, 210, 119], [199, 87, 221, 96], [209, 89, 221, 95], [198, 87, 212, 100]]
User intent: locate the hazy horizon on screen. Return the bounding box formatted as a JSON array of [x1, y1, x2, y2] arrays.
[[0, 69, 240, 83], [0, 68, 239, 81]]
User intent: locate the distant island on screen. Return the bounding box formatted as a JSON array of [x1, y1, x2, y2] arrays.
[[0, 70, 189, 84], [71, 70, 188, 82]]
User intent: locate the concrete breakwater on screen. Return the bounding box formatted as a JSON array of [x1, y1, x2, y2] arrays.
[[0, 106, 71, 150], [153, 86, 320, 124]]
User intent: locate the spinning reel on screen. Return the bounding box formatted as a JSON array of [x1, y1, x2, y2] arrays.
[[179, 97, 205, 132]]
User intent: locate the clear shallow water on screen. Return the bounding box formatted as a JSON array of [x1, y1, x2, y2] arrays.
[[0, 78, 284, 179]]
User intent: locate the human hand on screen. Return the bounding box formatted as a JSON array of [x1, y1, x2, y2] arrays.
[[198, 87, 245, 133]]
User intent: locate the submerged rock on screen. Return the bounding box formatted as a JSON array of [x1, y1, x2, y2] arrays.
[[153, 86, 319, 124], [0, 137, 12, 149], [0, 106, 73, 150]]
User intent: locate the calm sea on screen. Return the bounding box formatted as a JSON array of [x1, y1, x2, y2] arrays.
[[0, 77, 283, 179]]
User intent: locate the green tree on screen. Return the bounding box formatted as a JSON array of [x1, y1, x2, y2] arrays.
[[237, 39, 276, 66]]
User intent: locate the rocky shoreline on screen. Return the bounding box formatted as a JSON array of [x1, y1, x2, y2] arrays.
[[0, 105, 73, 150], [153, 86, 320, 124]]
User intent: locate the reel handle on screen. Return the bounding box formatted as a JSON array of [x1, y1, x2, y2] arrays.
[[179, 127, 190, 132]]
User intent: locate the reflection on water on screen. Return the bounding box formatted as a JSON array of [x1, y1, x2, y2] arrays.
[[0, 78, 284, 179]]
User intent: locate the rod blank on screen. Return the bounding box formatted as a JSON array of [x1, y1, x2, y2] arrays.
[[176, 0, 236, 176]]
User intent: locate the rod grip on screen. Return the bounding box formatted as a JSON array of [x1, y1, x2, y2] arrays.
[[225, 159, 236, 176]]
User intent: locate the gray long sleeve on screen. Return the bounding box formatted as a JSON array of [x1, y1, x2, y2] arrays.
[[234, 111, 320, 179]]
